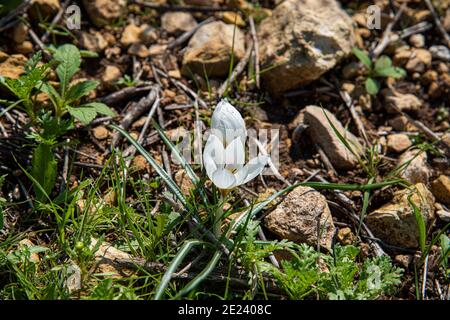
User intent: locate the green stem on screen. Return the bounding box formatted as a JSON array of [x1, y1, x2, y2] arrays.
[[214, 193, 224, 237]]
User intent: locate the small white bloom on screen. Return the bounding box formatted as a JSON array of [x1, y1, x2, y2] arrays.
[[203, 100, 269, 190]]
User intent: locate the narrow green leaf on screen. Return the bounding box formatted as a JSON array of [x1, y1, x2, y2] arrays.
[[31, 143, 57, 201], [374, 55, 392, 71], [408, 195, 426, 252], [352, 47, 372, 69], [111, 124, 188, 208], [365, 77, 380, 95], [153, 239, 204, 300]]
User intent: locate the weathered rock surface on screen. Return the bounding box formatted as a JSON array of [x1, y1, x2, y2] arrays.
[[257, 0, 354, 95], [302, 105, 363, 170], [387, 134, 412, 153], [429, 45, 450, 62], [82, 0, 127, 27], [264, 186, 335, 250], [90, 238, 135, 278], [0, 51, 27, 79], [398, 149, 432, 184], [120, 23, 144, 46], [161, 12, 197, 34], [182, 21, 245, 77], [384, 89, 422, 113], [80, 31, 108, 52], [366, 183, 435, 249], [431, 175, 450, 205]]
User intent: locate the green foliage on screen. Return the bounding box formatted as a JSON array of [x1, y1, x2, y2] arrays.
[[352, 47, 406, 96], [243, 241, 403, 300], [31, 143, 57, 202], [0, 45, 115, 200]]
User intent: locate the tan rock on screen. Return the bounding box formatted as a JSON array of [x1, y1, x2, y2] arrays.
[[90, 238, 135, 278], [80, 31, 108, 52], [168, 69, 181, 79], [148, 44, 167, 56], [405, 48, 432, 73], [182, 21, 245, 77], [132, 154, 150, 172], [15, 41, 34, 54], [128, 43, 150, 58], [264, 186, 335, 250], [102, 65, 121, 84], [92, 125, 109, 140], [409, 34, 425, 48], [398, 149, 432, 184], [366, 183, 435, 248], [384, 88, 422, 113], [82, 0, 127, 27], [395, 254, 413, 268], [431, 175, 450, 205], [12, 22, 28, 43], [258, 0, 354, 95], [161, 12, 197, 34], [422, 70, 438, 85], [387, 133, 412, 153], [337, 227, 354, 245], [0, 52, 27, 79], [302, 105, 363, 170], [120, 23, 143, 46]]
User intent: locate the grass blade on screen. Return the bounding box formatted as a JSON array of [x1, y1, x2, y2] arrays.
[[111, 124, 188, 208]]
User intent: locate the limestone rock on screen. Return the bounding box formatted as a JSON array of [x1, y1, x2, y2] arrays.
[[366, 183, 435, 249], [102, 65, 121, 84], [302, 105, 363, 170], [120, 23, 143, 46], [90, 238, 134, 278], [82, 0, 127, 27], [387, 134, 412, 153], [161, 12, 197, 34], [182, 21, 245, 77], [431, 175, 450, 205], [92, 125, 109, 140], [398, 149, 432, 184], [0, 52, 27, 79], [264, 186, 335, 250], [384, 89, 422, 113], [258, 0, 354, 95], [79, 31, 108, 52]]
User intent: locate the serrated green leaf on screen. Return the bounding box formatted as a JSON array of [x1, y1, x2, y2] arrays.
[[54, 44, 81, 97], [39, 82, 62, 108], [31, 143, 57, 202], [365, 77, 379, 95], [65, 80, 98, 103], [67, 105, 97, 125], [82, 102, 116, 117], [352, 47, 372, 69]]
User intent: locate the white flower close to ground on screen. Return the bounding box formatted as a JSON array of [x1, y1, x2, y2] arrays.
[[203, 99, 269, 190]]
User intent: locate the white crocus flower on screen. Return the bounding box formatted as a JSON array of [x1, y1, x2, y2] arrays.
[[203, 100, 269, 190]]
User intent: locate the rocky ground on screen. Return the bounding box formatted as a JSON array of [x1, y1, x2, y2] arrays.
[[0, 0, 449, 300]]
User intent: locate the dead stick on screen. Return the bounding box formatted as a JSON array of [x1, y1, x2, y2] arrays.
[[218, 39, 254, 97], [424, 0, 450, 47]]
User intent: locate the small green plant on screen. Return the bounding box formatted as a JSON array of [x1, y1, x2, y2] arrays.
[[352, 47, 406, 95], [0, 44, 115, 201], [116, 74, 138, 88], [263, 243, 403, 300]]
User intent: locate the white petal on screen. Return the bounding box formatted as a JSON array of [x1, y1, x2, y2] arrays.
[[233, 165, 249, 186], [203, 152, 217, 181], [211, 99, 247, 145], [242, 155, 269, 184], [203, 134, 225, 165], [224, 137, 245, 168], [212, 169, 236, 189]]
